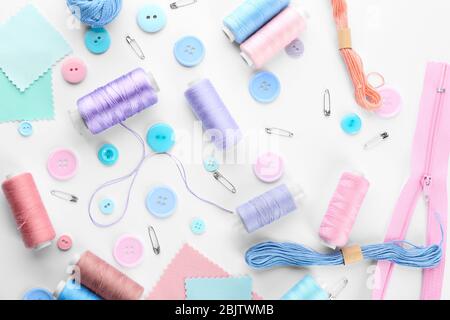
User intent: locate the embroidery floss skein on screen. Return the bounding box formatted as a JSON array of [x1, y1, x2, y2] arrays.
[[66, 0, 122, 28], [223, 0, 290, 44], [319, 172, 370, 248], [237, 183, 304, 233], [54, 279, 102, 300], [2, 173, 56, 250], [240, 7, 307, 69], [331, 0, 382, 111], [70, 251, 144, 300], [185, 79, 241, 150], [76, 68, 159, 135]]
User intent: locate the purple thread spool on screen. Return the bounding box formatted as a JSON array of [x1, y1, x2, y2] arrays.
[[184, 79, 241, 149], [77, 68, 159, 135], [237, 183, 304, 233]]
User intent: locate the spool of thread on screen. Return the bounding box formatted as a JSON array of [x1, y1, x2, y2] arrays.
[[2, 173, 55, 250], [66, 0, 122, 28], [76, 68, 159, 135], [71, 251, 144, 300], [54, 279, 102, 300], [185, 79, 241, 150], [319, 172, 370, 248], [223, 0, 290, 44], [282, 275, 330, 300], [240, 7, 307, 69], [237, 183, 304, 233]]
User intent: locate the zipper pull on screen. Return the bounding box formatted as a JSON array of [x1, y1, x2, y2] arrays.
[[423, 175, 432, 202]]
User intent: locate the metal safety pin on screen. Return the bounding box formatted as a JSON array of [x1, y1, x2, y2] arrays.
[[323, 89, 331, 117], [265, 127, 294, 138], [213, 171, 237, 194], [170, 0, 197, 9], [148, 226, 161, 255], [126, 35, 145, 60], [51, 190, 78, 203]]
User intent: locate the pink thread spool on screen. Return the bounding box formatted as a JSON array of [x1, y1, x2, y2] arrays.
[[319, 172, 370, 248], [71, 251, 144, 300], [2, 173, 55, 250], [240, 7, 307, 69]]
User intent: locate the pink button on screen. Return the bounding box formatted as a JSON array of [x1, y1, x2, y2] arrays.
[[113, 235, 145, 268], [47, 149, 78, 181], [253, 152, 285, 183], [61, 57, 87, 84], [375, 86, 402, 119], [57, 235, 73, 251]]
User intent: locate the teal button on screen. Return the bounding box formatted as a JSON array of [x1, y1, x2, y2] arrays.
[[190, 218, 206, 235], [146, 123, 175, 153], [23, 288, 53, 300], [173, 36, 205, 67], [146, 186, 177, 218], [18, 121, 33, 137], [85, 28, 111, 54], [98, 144, 119, 166], [99, 199, 115, 215], [203, 157, 219, 173], [137, 4, 167, 33], [341, 113, 362, 135]]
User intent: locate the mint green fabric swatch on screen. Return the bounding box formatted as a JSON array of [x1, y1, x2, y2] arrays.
[[185, 276, 253, 300], [0, 4, 71, 92], [0, 69, 54, 122]]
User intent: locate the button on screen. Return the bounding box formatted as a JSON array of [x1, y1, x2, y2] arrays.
[[173, 36, 205, 67], [285, 38, 305, 58], [98, 144, 119, 166], [190, 218, 206, 235], [137, 4, 167, 33], [253, 152, 285, 183], [47, 149, 78, 181], [146, 123, 175, 153], [375, 86, 402, 119], [23, 288, 53, 300], [84, 28, 111, 54], [203, 157, 219, 173], [249, 71, 281, 104], [61, 57, 87, 84], [57, 235, 73, 251], [146, 186, 177, 218], [18, 121, 33, 137], [340, 113, 362, 135], [99, 199, 115, 215], [113, 234, 145, 268]]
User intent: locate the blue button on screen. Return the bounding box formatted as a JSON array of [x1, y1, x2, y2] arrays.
[[137, 4, 167, 33], [146, 186, 177, 218], [203, 157, 219, 173], [98, 144, 119, 166], [85, 28, 111, 54], [341, 113, 362, 135], [190, 218, 206, 235], [99, 199, 115, 215], [146, 123, 175, 153], [23, 288, 54, 300], [249, 71, 281, 104], [173, 36, 205, 67], [18, 121, 33, 137]]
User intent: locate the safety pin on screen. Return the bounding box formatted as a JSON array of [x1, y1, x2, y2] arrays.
[[265, 127, 294, 138], [51, 190, 78, 203], [364, 132, 389, 150], [125, 35, 145, 60], [213, 171, 237, 194], [323, 89, 331, 117], [329, 277, 349, 300], [170, 0, 197, 9], [148, 226, 161, 255]]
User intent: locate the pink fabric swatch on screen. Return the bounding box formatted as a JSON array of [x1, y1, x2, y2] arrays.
[[147, 244, 262, 300]]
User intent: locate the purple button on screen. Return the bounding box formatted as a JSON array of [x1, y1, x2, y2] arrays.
[[285, 39, 304, 58]]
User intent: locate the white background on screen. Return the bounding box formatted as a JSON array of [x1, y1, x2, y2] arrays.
[[0, 0, 449, 300]]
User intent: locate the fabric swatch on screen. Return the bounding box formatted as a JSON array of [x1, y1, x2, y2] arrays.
[[147, 244, 262, 300], [185, 276, 253, 300], [0, 70, 54, 122], [0, 4, 71, 92]]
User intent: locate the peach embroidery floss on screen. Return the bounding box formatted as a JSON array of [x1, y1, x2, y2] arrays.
[[1, 173, 55, 250]]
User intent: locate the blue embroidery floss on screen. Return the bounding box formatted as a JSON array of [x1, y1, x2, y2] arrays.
[[54, 279, 103, 300], [66, 0, 122, 28], [223, 0, 290, 44], [185, 79, 241, 150]]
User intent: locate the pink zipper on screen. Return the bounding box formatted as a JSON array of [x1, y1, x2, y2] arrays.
[[423, 64, 448, 202]]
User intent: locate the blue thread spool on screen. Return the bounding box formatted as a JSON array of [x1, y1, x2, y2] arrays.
[[55, 279, 103, 300], [66, 0, 123, 28], [223, 0, 290, 44], [282, 275, 348, 300]]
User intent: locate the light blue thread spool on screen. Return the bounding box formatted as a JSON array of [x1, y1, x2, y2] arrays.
[[223, 0, 290, 44], [55, 279, 103, 300], [281, 275, 330, 300]]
